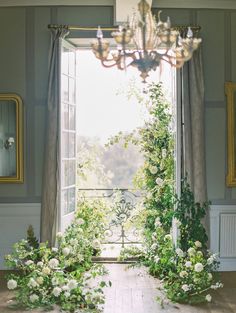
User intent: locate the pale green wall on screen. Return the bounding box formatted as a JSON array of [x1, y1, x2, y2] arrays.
[[0, 6, 235, 204]]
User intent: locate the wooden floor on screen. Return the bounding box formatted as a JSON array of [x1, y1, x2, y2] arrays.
[[0, 265, 236, 313]]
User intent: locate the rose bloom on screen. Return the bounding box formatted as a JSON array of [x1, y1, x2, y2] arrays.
[[185, 261, 192, 268], [181, 284, 190, 292], [36, 277, 44, 285], [187, 247, 196, 256], [25, 260, 34, 266], [62, 247, 71, 256], [70, 238, 78, 246], [176, 248, 184, 257], [164, 234, 172, 240], [7, 279, 17, 290], [37, 261, 43, 267], [68, 279, 78, 290], [179, 271, 188, 278], [205, 294, 212, 302], [207, 257, 214, 265], [42, 267, 51, 275], [92, 239, 101, 250], [48, 258, 59, 269], [149, 165, 158, 175], [155, 177, 164, 186], [194, 262, 204, 272], [195, 241, 202, 248], [52, 287, 62, 297]]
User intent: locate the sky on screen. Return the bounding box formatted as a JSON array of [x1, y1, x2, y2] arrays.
[[76, 50, 175, 144]]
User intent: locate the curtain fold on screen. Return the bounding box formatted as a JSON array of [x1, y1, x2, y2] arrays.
[[181, 47, 209, 237], [41, 28, 69, 247]]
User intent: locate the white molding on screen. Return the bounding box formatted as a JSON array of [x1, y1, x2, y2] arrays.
[[0, 0, 236, 9]]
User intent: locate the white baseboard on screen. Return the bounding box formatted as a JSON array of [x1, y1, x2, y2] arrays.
[[0, 203, 41, 269]]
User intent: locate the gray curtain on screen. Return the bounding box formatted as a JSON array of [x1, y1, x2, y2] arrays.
[[181, 47, 209, 236], [41, 28, 69, 246]]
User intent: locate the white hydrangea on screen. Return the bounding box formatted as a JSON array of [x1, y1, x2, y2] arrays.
[[62, 247, 71, 256], [52, 287, 62, 297], [149, 165, 158, 175], [29, 294, 39, 303], [70, 238, 78, 246], [205, 294, 212, 302], [68, 279, 78, 290], [25, 260, 34, 266], [195, 241, 202, 248], [194, 263, 204, 272], [176, 248, 184, 257], [181, 284, 190, 292], [7, 279, 17, 290], [185, 261, 192, 268], [42, 267, 51, 275], [37, 261, 43, 267], [187, 247, 196, 256], [179, 271, 188, 278], [48, 258, 59, 269], [155, 177, 164, 186], [76, 218, 85, 226]]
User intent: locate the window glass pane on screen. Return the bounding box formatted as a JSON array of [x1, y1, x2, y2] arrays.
[[68, 160, 76, 185], [62, 189, 68, 215], [69, 78, 75, 104], [62, 103, 69, 130], [69, 51, 75, 76], [68, 187, 76, 213], [69, 133, 76, 158], [62, 132, 69, 158], [62, 47, 69, 75], [69, 105, 75, 130], [62, 75, 69, 102]]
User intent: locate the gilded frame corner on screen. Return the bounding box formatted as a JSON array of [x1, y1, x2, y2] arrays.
[[225, 82, 236, 187], [0, 94, 24, 183]]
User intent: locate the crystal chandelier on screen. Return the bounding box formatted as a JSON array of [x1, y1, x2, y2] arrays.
[[91, 0, 202, 82]]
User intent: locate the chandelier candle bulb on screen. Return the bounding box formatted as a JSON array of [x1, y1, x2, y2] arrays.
[[91, 0, 202, 82]]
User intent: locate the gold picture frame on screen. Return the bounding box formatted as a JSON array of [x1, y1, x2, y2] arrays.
[[0, 94, 23, 183], [225, 82, 236, 187]]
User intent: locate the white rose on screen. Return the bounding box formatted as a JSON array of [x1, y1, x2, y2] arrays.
[[195, 241, 202, 248], [52, 277, 59, 286], [64, 291, 70, 298], [25, 260, 34, 266], [36, 277, 44, 285], [52, 247, 58, 252], [179, 271, 188, 278], [92, 239, 100, 250], [162, 149, 167, 158], [194, 262, 204, 272], [62, 247, 71, 256], [56, 232, 63, 238], [149, 165, 158, 175], [37, 261, 43, 267], [7, 279, 17, 290], [181, 284, 190, 292], [68, 279, 78, 290], [207, 257, 214, 265], [62, 285, 69, 291], [76, 218, 85, 226], [70, 238, 78, 246], [197, 251, 203, 256], [154, 256, 160, 263], [154, 217, 162, 227], [208, 273, 213, 280], [185, 261, 192, 268], [42, 267, 51, 275], [29, 294, 39, 303], [52, 287, 62, 297], [164, 234, 172, 240], [28, 278, 38, 288], [187, 247, 195, 256], [155, 177, 164, 186], [205, 294, 212, 302], [176, 248, 184, 257], [48, 258, 59, 269]]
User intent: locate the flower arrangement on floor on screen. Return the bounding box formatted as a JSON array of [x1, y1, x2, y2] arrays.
[[113, 83, 223, 304], [5, 198, 110, 312]]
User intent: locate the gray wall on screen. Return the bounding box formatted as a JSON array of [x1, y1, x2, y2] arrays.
[[0, 5, 235, 268]]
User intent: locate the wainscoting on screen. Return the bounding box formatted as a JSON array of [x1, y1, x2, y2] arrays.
[[210, 205, 236, 271], [0, 203, 41, 269]]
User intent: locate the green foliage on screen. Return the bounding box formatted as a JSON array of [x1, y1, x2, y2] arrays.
[[5, 199, 111, 312], [116, 82, 222, 305]]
